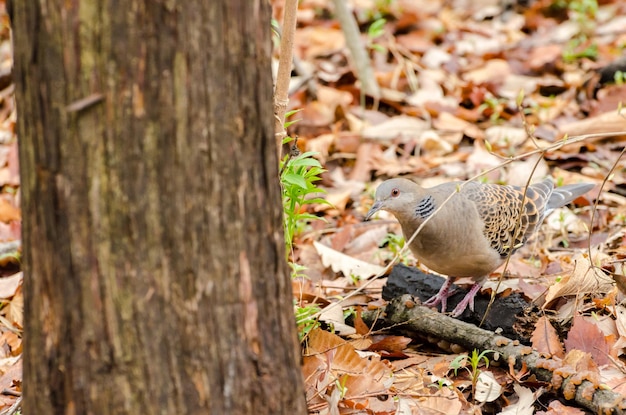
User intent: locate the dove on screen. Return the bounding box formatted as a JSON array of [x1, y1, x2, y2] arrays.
[[366, 177, 594, 317]]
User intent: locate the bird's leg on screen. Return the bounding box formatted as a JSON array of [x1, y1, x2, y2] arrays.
[[450, 283, 482, 317], [423, 278, 455, 313]]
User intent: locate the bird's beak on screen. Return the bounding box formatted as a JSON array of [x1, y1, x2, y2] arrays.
[[365, 201, 383, 221]]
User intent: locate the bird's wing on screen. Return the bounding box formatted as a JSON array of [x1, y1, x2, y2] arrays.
[[463, 179, 553, 258]]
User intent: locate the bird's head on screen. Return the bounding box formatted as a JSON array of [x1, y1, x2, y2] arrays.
[[365, 178, 421, 220]]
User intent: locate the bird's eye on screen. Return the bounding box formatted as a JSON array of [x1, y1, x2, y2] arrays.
[[391, 188, 400, 197]]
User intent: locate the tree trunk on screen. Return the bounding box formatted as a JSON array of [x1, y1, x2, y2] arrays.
[[11, 1, 306, 414]]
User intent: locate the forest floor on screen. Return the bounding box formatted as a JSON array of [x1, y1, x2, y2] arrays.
[[0, 0, 625, 414], [277, 0, 626, 413], [0, 0, 22, 413]]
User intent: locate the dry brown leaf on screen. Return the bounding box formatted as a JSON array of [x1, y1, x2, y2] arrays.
[[5, 286, 22, 329], [419, 130, 454, 156], [367, 335, 412, 353], [349, 141, 376, 183], [314, 187, 351, 214], [432, 112, 484, 140], [313, 241, 386, 279], [558, 110, 626, 138], [316, 85, 353, 110], [466, 141, 505, 181], [544, 252, 613, 306], [294, 26, 345, 59], [0, 331, 21, 356], [0, 356, 21, 396], [414, 386, 463, 415], [538, 400, 585, 415], [406, 69, 458, 107], [0, 198, 19, 223], [0, 273, 21, 299], [564, 315, 610, 366], [305, 328, 393, 398], [343, 225, 388, 258], [484, 125, 528, 149], [613, 305, 626, 356], [463, 59, 511, 84], [503, 154, 549, 187], [600, 365, 626, 396], [305, 133, 335, 164], [361, 115, 429, 142], [500, 384, 540, 415], [527, 44, 563, 72], [353, 308, 371, 336], [349, 336, 373, 351], [531, 316, 565, 358]]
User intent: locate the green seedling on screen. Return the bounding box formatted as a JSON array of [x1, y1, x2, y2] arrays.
[[281, 150, 329, 259], [450, 349, 495, 396], [295, 302, 322, 341], [381, 233, 411, 265], [562, 0, 598, 62], [280, 110, 330, 278], [366, 18, 387, 53]]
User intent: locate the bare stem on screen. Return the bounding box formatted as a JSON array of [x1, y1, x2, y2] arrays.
[[331, 0, 380, 100], [273, 0, 299, 156]]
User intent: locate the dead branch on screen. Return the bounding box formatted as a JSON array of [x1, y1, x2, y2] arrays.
[[330, 0, 380, 100], [363, 294, 626, 415]]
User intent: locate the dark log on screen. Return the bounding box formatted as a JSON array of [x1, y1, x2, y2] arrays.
[[383, 264, 531, 341]]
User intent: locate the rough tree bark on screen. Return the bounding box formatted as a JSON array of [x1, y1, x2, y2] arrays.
[[11, 1, 306, 414]]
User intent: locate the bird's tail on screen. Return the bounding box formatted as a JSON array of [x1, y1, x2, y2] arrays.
[[545, 181, 595, 215]]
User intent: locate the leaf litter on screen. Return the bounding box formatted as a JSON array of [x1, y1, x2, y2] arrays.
[[1, 0, 626, 413], [277, 0, 626, 412]]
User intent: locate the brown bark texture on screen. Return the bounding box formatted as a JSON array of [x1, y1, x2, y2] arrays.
[[11, 1, 306, 414]]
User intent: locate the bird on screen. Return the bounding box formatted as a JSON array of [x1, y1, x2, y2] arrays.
[[366, 177, 594, 317]]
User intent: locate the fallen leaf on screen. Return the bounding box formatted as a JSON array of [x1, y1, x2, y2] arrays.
[[5, 286, 22, 329], [0, 199, 19, 223], [474, 371, 502, 403], [531, 316, 565, 358], [367, 335, 412, 353], [613, 305, 626, 355], [500, 384, 541, 415], [537, 399, 585, 415], [313, 241, 386, 279], [319, 303, 355, 336], [304, 328, 393, 399], [564, 315, 610, 366], [544, 252, 613, 306], [361, 115, 429, 142]]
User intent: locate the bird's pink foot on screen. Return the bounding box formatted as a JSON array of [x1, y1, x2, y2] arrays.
[[423, 278, 454, 313], [449, 283, 482, 317]]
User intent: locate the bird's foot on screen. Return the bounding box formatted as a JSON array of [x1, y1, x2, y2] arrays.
[[423, 278, 455, 313], [449, 283, 482, 317]]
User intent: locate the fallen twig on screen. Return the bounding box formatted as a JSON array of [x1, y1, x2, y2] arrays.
[[363, 295, 626, 415]]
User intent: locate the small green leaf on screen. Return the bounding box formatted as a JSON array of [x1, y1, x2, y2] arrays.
[[484, 140, 493, 152], [304, 197, 330, 205], [282, 172, 308, 189], [290, 157, 322, 168], [367, 18, 386, 39], [284, 118, 301, 128], [285, 108, 303, 118], [294, 213, 321, 221], [516, 89, 525, 107]]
